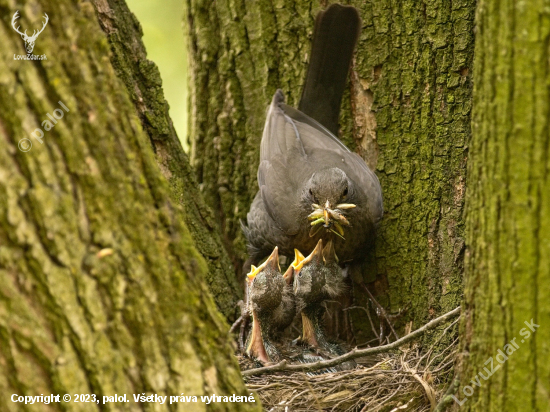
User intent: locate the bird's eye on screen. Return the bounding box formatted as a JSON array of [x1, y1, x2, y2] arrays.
[[342, 187, 348, 198], [309, 189, 318, 203]]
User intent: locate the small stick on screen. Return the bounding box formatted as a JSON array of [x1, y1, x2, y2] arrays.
[[344, 306, 379, 340], [242, 306, 461, 377], [415, 317, 459, 369], [229, 300, 246, 334], [360, 283, 400, 341]]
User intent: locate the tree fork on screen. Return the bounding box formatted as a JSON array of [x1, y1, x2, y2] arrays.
[[186, 0, 475, 341]]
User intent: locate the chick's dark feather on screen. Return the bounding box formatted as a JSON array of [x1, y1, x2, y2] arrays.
[[246, 248, 296, 363]]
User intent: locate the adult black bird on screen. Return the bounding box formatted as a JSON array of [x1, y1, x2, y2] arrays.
[[246, 247, 295, 363], [242, 4, 383, 266]]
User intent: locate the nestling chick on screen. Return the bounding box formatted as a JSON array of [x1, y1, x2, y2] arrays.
[[293, 239, 345, 353], [246, 247, 295, 363]]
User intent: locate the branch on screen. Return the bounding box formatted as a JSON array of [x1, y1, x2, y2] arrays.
[[242, 306, 461, 377]]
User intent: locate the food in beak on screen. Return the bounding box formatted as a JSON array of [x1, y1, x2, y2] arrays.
[[308, 201, 356, 239]]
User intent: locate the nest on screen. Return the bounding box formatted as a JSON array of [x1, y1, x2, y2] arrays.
[[239, 316, 459, 412]]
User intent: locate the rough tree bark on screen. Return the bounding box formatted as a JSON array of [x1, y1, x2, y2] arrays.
[[186, 0, 475, 339], [0, 0, 259, 410], [459, 0, 550, 410], [92, 0, 242, 320]]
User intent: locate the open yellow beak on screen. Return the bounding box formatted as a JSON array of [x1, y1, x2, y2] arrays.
[[295, 239, 323, 272], [283, 249, 305, 283], [247, 265, 261, 282], [247, 247, 279, 282], [292, 249, 305, 269]]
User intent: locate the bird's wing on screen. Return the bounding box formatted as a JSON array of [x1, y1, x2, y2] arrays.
[[258, 154, 311, 235], [281, 101, 383, 223], [258, 91, 314, 235], [347, 152, 384, 224]]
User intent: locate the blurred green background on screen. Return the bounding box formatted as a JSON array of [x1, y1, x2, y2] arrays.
[[126, 0, 189, 151]]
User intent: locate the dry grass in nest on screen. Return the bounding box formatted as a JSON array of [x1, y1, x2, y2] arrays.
[[240, 316, 459, 412]]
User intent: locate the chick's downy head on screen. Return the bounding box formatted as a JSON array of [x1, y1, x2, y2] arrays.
[[247, 247, 284, 311], [293, 239, 344, 310], [293, 239, 326, 309]]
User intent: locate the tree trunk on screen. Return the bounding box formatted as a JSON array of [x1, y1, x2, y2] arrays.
[[460, 0, 550, 410], [93, 0, 242, 321], [186, 0, 475, 339], [0, 0, 258, 410]]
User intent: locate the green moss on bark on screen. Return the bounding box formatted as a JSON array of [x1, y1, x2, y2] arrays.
[[0, 0, 259, 410], [348, 0, 474, 342], [92, 0, 242, 321], [461, 0, 550, 410]]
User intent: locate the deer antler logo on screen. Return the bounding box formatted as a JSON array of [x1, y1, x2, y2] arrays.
[[12, 11, 49, 54]]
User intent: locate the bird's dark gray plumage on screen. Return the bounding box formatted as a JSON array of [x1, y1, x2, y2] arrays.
[[242, 4, 383, 265], [246, 247, 295, 363], [293, 239, 344, 348], [299, 3, 363, 136], [293, 239, 356, 369]]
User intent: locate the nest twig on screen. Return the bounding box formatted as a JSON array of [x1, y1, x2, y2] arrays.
[[243, 307, 460, 377], [240, 307, 461, 411]]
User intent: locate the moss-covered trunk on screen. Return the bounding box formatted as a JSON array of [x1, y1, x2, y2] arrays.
[[93, 0, 242, 320], [459, 0, 550, 410], [0, 0, 258, 410], [187, 0, 475, 337]]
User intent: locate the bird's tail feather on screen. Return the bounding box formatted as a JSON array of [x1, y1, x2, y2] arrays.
[[298, 4, 361, 136]]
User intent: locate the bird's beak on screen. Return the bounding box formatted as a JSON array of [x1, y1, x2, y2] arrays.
[[322, 240, 338, 263], [292, 249, 305, 268], [299, 239, 324, 269], [247, 265, 261, 282], [282, 266, 294, 285], [283, 249, 305, 283], [308, 201, 356, 238], [324, 200, 331, 226], [265, 246, 280, 271], [247, 247, 280, 282]]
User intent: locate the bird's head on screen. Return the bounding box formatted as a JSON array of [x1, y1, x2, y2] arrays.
[[293, 239, 343, 309], [247, 247, 283, 309], [304, 168, 356, 239], [293, 239, 326, 306]]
